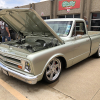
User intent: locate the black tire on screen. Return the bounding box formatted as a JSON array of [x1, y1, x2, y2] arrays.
[[0, 36, 2, 42], [43, 58, 62, 83], [94, 46, 100, 58]]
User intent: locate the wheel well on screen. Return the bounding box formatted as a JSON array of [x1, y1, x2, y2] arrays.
[[57, 57, 67, 69]]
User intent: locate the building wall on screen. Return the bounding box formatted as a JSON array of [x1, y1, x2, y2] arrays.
[[91, 0, 100, 12], [84, 0, 87, 16], [15, 0, 100, 31], [18, 4, 31, 8], [52, 0, 57, 18], [35, 1, 51, 16], [16, 0, 83, 17]]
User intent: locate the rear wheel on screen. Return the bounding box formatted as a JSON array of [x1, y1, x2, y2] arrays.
[[43, 58, 62, 83], [94, 45, 100, 58]]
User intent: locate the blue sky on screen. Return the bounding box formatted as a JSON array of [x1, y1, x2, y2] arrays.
[[0, 0, 48, 8]]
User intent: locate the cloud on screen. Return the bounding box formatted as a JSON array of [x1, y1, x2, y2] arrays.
[[0, 0, 40, 8], [40, 0, 49, 2], [0, 0, 6, 8], [21, 0, 37, 5]]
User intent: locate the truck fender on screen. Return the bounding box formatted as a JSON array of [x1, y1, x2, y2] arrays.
[[42, 53, 66, 74]]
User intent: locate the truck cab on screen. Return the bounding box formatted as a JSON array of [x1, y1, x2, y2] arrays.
[[45, 19, 91, 66]]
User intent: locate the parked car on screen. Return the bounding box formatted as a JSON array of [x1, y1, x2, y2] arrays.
[[0, 9, 100, 84]]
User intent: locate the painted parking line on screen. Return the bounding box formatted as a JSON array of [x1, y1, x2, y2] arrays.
[[0, 79, 29, 100]]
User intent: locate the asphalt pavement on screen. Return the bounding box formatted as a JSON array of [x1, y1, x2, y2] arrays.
[[0, 56, 100, 100]]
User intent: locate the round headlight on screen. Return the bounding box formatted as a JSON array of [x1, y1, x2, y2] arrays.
[[21, 60, 31, 73]]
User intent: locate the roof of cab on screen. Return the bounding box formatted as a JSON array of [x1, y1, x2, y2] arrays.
[[45, 18, 84, 22]]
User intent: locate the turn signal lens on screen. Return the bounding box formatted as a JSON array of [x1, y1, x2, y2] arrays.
[[18, 65, 22, 69]]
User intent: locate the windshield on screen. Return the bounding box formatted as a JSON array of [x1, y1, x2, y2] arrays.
[[46, 21, 73, 37]]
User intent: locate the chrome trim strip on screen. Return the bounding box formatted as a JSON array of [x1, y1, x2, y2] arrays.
[[0, 52, 22, 60], [0, 56, 21, 66], [0, 63, 37, 84], [0, 51, 22, 68], [0, 50, 22, 60], [4, 58, 21, 66]]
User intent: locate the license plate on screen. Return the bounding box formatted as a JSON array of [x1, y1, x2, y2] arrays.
[[2, 69, 8, 76]]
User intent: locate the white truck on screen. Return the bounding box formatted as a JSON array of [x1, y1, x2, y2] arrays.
[[0, 9, 100, 84]]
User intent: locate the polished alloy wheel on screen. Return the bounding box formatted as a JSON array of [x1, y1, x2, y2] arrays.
[[45, 58, 61, 81], [94, 45, 100, 58], [98, 45, 100, 56]]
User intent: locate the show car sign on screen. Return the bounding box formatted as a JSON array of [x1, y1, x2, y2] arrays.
[[59, 0, 80, 11]]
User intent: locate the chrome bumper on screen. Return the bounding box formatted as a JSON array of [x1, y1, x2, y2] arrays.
[[0, 63, 37, 84]]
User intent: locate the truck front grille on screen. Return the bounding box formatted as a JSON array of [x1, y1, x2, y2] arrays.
[[0, 53, 22, 69]]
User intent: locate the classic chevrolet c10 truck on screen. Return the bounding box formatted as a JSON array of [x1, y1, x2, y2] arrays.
[[0, 9, 100, 84]]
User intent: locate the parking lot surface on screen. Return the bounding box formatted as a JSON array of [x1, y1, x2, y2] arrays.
[[0, 57, 100, 100]]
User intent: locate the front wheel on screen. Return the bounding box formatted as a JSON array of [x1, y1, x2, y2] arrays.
[[43, 58, 62, 83]]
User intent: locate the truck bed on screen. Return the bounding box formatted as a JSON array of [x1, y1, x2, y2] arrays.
[[88, 31, 100, 36]]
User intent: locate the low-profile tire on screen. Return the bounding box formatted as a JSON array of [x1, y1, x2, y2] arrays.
[[94, 45, 100, 58], [43, 58, 62, 83]]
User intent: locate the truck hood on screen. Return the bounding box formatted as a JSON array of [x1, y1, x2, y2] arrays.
[[0, 9, 64, 44]]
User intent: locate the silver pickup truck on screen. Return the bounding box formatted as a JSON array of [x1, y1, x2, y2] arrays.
[[0, 9, 100, 84]]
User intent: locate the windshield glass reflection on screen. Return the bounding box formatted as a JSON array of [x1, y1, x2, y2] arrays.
[[46, 21, 73, 37]]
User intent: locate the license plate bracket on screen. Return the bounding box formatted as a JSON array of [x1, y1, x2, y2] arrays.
[[2, 69, 8, 76]]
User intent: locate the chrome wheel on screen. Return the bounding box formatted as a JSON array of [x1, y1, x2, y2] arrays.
[[94, 45, 100, 58], [98, 45, 100, 56], [45, 58, 61, 82]]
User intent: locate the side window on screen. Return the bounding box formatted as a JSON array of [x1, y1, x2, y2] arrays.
[[72, 22, 86, 37]]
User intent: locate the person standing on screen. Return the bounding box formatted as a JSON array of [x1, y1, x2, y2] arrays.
[[0, 20, 11, 42], [84, 16, 88, 28]]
